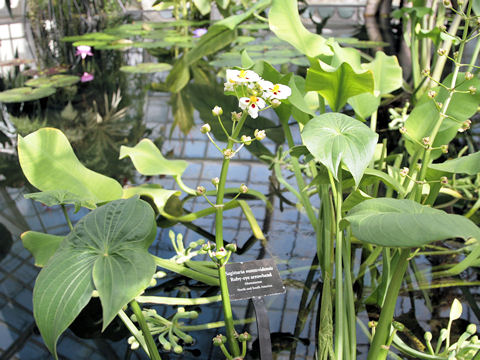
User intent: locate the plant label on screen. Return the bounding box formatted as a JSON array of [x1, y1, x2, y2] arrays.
[[225, 258, 285, 301]]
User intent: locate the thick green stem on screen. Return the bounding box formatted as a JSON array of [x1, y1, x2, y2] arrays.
[[214, 112, 249, 357], [136, 295, 221, 305], [130, 300, 162, 360], [366, 249, 410, 360], [153, 256, 219, 286], [61, 205, 73, 231]]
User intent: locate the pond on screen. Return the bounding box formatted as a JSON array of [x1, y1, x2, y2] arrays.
[[1, 1, 480, 360]]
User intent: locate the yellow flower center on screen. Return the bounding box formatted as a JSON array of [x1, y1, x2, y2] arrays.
[[249, 96, 258, 103], [272, 84, 280, 93], [239, 70, 247, 78]]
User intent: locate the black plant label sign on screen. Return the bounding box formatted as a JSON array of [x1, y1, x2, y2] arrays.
[[225, 258, 285, 301]]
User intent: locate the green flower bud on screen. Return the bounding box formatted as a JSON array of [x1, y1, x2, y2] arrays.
[[465, 72, 474, 80], [254, 129, 266, 141], [213, 334, 227, 346], [200, 123, 211, 134], [173, 345, 183, 354], [424, 331, 432, 342], [241, 135, 252, 145], [225, 243, 237, 253], [240, 183, 248, 193], [467, 324, 477, 335], [212, 106, 223, 116], [196, 185, 206, 195]]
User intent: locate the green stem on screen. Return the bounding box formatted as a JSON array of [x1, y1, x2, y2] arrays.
[[130, 300, 162, 360], [153, 256, 219, 286], [214, 111, 249, 357], [159, 199, 241, 223], [136, 295, 221, 305], [180, 317, 256, 331], [366, 249, 410, 360], [118, 309, 149, 355], [61, 205, 73, 231], [174, 175, 196, 195]]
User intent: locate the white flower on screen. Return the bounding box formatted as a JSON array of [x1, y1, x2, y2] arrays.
[[212, 106, 223, 116], [224, 81, 234, 92], [226, 69, 261, 84], [258, 80, 291, 100], [239, 96, 266, 119]]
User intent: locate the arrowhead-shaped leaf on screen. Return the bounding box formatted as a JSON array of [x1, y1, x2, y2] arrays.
[[120, 139, 188, 177], [345, 198, 480, 247], [301, 113, 378, 186], [18, 128, 122, 204], [33, 197, 157, 359], [306, 59, 374, 112], [122, 184, 180, 213]]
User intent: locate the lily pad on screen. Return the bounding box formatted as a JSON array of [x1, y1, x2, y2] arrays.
[[0, 87, 56, 103], [25, 75, 80, 88], [120, 63, 172, 74]]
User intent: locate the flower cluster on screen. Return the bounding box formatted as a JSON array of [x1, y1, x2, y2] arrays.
[[224, 69, 291, 118]]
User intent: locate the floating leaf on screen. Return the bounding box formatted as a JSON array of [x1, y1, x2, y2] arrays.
[[0, 87, 56, 103], [34, 197, 157, 359], [268, 0, 331, 57], [120, 62, 172, 74], [25, 75, 80, 88], [429, 151, 480, 175], [120, 138, 189, 177], [25, 189, 97, 212], [21, 231, 64, 267], [18, 128, 122, 204], [345, 198, 480, 247], [301, 113, 378, 186]]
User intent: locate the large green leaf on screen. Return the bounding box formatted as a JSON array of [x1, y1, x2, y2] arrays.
[[429, 151, 480, 175], [120, 62, 172, 74], [345, 198, 480, 247], [21, 231, 64, 267], [301, 113, 378, 186], [268, 0, 331, 58], [306, 58, 374, 112], [0, 87, 56, 103], [119, 138, 188, 177], [25, 75, 80, 88], [405, 73, 480, 158], [18, 128, 122, 204], [34, 197, 157, 359]]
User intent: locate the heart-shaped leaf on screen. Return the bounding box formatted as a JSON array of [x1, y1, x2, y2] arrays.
[[25, 189, 97, 212], [34, 197, 157, 359], [429, 151, 480, 175], [18, 128, 123, 204], [119, 139, 188, 177], [21, 231, 64, 267], [301, 113, 378, 186], [345, 198, 480, 247]]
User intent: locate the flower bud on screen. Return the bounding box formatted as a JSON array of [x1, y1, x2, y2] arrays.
[[202, 242, 214, 251], [201, 123, 211, 134], [271, 99, 281, 108], [214, 247, 228, 260], [254, 129, 266, 141], [223, 148, 235, 159], [399, 126, 407, 134], [237, 332, 252, 342], [128, 336, 136, 344], [443, 0, 451, 7], [439, 25, 446, 32], [212, 106, 223, 116], [131, 341, 140, 350], [469, 86, 477, 95], [465, 72, 474, 80], [196, 185, 206, 195], [241, 135, 252, 145], [173, 345, 183, 354], [459, 119, 472, 132], [422, 68, 431, 76], [437, 48, 446, 56], [392, 321, 405, 332], [240, 184, 248, 193], [440, 176, 448, 185], [213, 334, 227, 346], [92, 290, 99, 297], [422, 136, 432, 147], [225, 243, 237, 253], [231, 111, 242, 122], [424, 331, 432, 342], [428, 90, 437, 99], [400, 167, 409, 177], [441, 144, 449, 153], [211, 177, 220, 186], [467, 324, 477, 335], [149, 278, 157, 287]]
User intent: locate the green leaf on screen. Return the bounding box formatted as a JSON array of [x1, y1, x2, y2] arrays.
[[0, 87, 56, 103], [301, 113, 378, 186], [362, 51, 403, 95], [429, 151, 480, 175], [171, 90, 195, 134], [241, 49, 254, 69], [348, 92, 380, 120], [122, 184, 181, 214], [25, 75, 80, 88], [21, 231, 64, 267], [306, 59, 374, 112], [18, 128, 122, 204], [119, 138, 189, 177], [120, 63, 172, 74], [268, 0, 331, 58], [24, 189, 97, 212], [33, 197, 157, 358], [345, 198, 480, 247], [192, 0, 211, 15]]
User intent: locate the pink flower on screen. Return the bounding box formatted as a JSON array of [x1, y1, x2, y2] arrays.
[[192, 28, 207, 38], [76, 45, 93, 59], [81, 72, 94, 82]]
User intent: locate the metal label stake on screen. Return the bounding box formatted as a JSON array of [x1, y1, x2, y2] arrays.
[[252, 296, 273, 360]]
